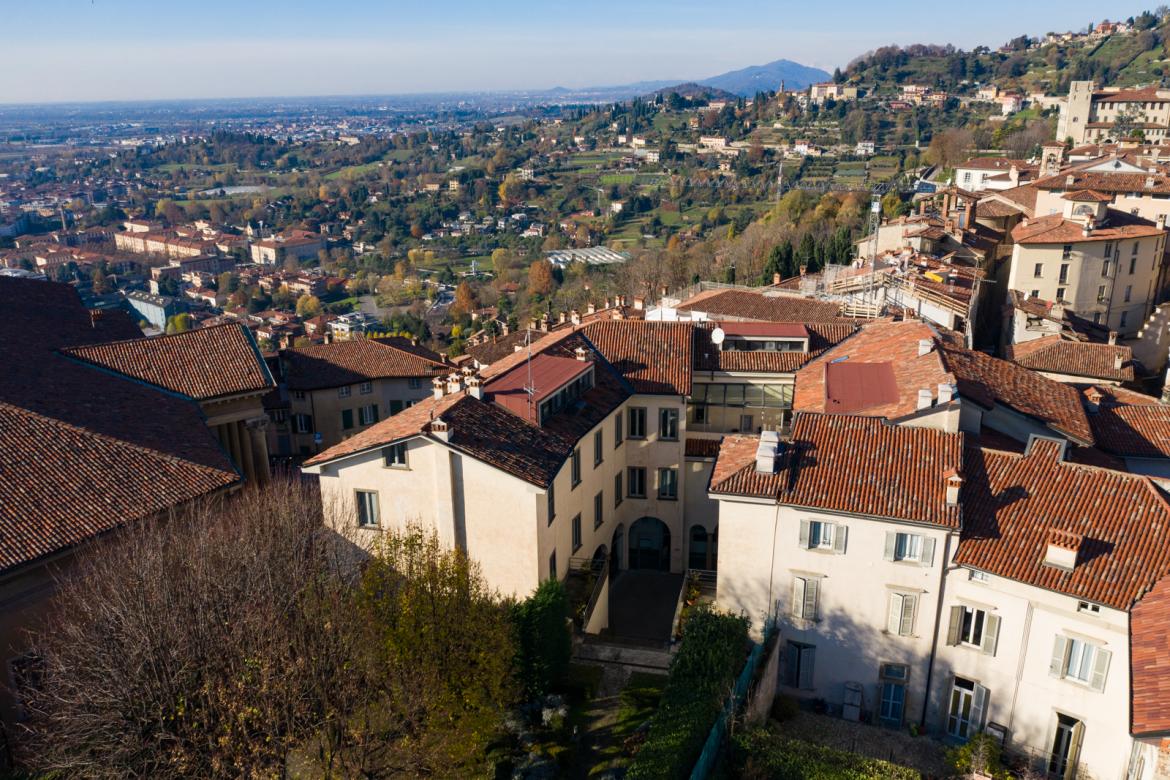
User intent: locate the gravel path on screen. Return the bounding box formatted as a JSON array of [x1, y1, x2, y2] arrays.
[[780, 711, 950, 777]]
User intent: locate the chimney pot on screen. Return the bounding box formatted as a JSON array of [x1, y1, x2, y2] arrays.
[[917, 388, 933, 410], [429, 418, 451, 442], [633, 296, 644, 311], [570, 309, 581, 325], [432, 376, 445, 400], [587, 302, 596, 315], [575, 346, 588, 362], [937, 382, 955, 404], [1158, 214, 1167, 231], [918, 338, 934, 357], [944, 468, 962, 506], [466, 375, 483, 400]]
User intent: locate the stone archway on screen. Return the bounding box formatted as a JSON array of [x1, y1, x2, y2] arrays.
[[610, 524, 625, 577], [629, 516, 671, 571]]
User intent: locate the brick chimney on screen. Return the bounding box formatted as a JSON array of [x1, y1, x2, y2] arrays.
[[429, 418, 451, 442], [755, 430, 781, 474], [1085, 386, 1104, 413], [1044, 528, 1083, 571], [944, 467, 962, 506]]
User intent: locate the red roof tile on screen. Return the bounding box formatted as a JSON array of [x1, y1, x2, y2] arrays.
[[1007, 336, 1134, 383], [1083, 385, 1170, 458], [1012, 210, 1163, 245], [283, 337, 447, 391], [1130, 576, 1170, 735], [675, 289, 847, 323], [582, 320, 693, 395]]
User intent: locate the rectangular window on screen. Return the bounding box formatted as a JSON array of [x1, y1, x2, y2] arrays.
[[1056, 287, 1066, 301], [408, 377, 422, 389], [1062, 244, 1073, 259], [571, 448, 581, 487], [791, 576, 819, 620], [628, 407, 647, 439], [1059, 263, 1069, 283], [947, 605, 1000, 655], [594, 429, 604, 467], [946, 678, 988, 740], [356, 490, 379, 528], [1033, 262, 1043, 278], [1050, 635, 1111, 691], [1125, 285, 1132, 303], [1030, 289, 1040, 298], [1102, 260, 1111, 278], [1121, 311, 1129, 328], [389, 399, 404, 415], [549, 550, 557, 580], [1133, 241, 1140, 256], [887, 592, 917, 636], [359, 404, 379, 426], [739, 414, 755, 433], [547, 483, 555, 525], [341, 408, 354, 430], [785, 641, 815, 689], [614, 412, 623, 447], [659, 408, 679, 440], [657, 467, 678, 499], [1103, 240, 1113, 257], [1077, 601, 1101, 615], [1097, 285, 1107, 302], [593, 492, 603, 530], [1130, 255, 1138, 274], [338, 386, 351, 398], [382, 443, 407, 468], [294, 390, 306, 400], [294, 413, 313, 434], [572, 514, 582, 552], [800, 519, 847, 553], [628, 467, 647, 498], [884, 531, 935, 565], [359, 381, 373, 395], [614, 473, 623, 507], [879, 664, 908, 725]]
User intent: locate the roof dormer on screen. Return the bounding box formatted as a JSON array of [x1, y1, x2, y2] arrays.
[[1044, 528, 1083, 571]]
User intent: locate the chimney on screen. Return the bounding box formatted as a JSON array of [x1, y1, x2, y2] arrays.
[[633, 296, 645, 311], [1044, 528, 1083, 571], [773, 272, 782, 285], [917, 388, 933, 410], [558, 311, 567, 325], [323, 330, 334, 345], [918, 338, 934, 357], [466, 375, 483, 400], [1065, 174, 1075, 187], [1159, 214, 1167, 231], [574, 345, 589, 362], [944, 467, 963, 507], [432, 376, 445, 400], [570, 309, 581, 325], [446, 371, 463, 395], [755, 430, 781, 474], [587, 302, 596, 315], [660, 285, 668, 298], [540, 314, 550, 332], [429, 418, 451, 442], [1147, 176, 1157, 190], [937, 382, 955, 404], [1085, 386, 1103, 413], [1114, 352, 1125, 371], [1082, 219, 1093, 238]]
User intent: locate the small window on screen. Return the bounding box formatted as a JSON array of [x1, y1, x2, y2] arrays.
[[1102, 260, 1111, 278], [294, 390, 306, 400], [549, 550, 557, 580], [792, 575, 819, 620], [408, 377, 422, 389], [382, 443, 407, 468], [1050, 634, 1111, 691], [628, 467, 647, 498], [338, 386, 351, 398], [810, 521, 834, 549], [895, 532, 921, 561], [359, 381, 373, 395], [594, 429, 604, 467], [594, 492, 603, 529], [571, 448, 581, 487], [572, 514, 582, 552], [1120, 311, 1129, 328], [947, 605, 1000, 655], [801, 519, 846, 553], [359, 404, 379, 426], [614, 412, 623, 447], [356, 490, 379, 528], [1124, 285, 1132, 303], [1097, 284, 1107, 302], [614, 473, 623, 507], [294, 413, 312, 434], [657, 467, 678, 499], [547, 483, 555, 525], [1056, 287, 1066, 301], [1030, 289, 1040, 298], [1033, 262, 1043, 278], [659, 408, 680, 440], [1077, 601, 1101, 615], [341, 409, 354, 430], [887, 592, 917, 636], [1059, 263, 1069, 283], [628, 407, 647, 439], [1130, 255, 1138, 274], [969, 569, 990, 583], [1062, 244, 1073, 259]]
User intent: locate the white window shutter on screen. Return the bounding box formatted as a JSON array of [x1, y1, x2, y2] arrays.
[[792, 577, 806, 619], [883, 531, 896, 561], [799, 646, 815, 689], [920, 537, 936, 567], [804, 578, 819, 620], [970, 684, 989, 731], [1090, 647, 1111, 692], [1050, 635, 1069, 678], [887, 593, 902, 634], [900, 594, 916, 636], [833, 524, 848, 554], [982, 614, 1001, 656], [947, 605, 963, 645], [799, 519, 810, 548]]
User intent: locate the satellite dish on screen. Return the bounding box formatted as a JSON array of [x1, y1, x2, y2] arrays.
[[710, 327, 725, 346]]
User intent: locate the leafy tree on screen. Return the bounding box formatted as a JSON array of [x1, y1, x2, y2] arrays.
[[90, 268, 110, 294], [164, 312, 193, 334], [491, 247, 512, 277], [451, 281, 477, 317], [512, 578, 572, 696], [528, 259, 555, 297], [295, 294, 322, 319]]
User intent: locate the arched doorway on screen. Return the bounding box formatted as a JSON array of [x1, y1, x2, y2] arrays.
[[591, 543, 608, 573], [629, 517, 671, 571], [688, 524, 718, 570], [610, 524, 625, 577]]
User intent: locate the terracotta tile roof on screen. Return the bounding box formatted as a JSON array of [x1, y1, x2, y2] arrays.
[[685, 437, 721, 458], [0, 401, 238, 572], [1130, 575, 1170, 736], [582, 320, 693, 395], [1006, 335, 1134, 383], [991, 184, 1039, 215], [939, 344, 1095, 444], [1093, 86, 1170, 103], [1033, 169, 1170, 196], [712, 413, 964, 528], [974, 198, 1023, 219], [1061, 188, 1113, 202], [303, 391, 463, 466], [283, 337, 448, 391], [956, 439, 1170, 610], [1082, 385, 1170, 459], [694, 322, 857, 374], [675, 289, 846, 323], [1012, 210, 1163, 245], [794, 320, 954, 419], [465, 328, 543, 366], [61, 323, 273, 401], [958, 157, 1033, 172]]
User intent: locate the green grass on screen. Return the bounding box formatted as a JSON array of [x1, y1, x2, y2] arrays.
[[587, 672, 667, 777], [734, 727, 922, 779], [600, 173, 636, 186]]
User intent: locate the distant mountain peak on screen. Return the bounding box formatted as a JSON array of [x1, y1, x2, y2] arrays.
[[700, 58, 831, 96]]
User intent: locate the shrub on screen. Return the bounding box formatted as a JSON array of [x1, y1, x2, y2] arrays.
[[733, 729, 921, 780], [946, 733, 1012, 780], [513, 578, 572, 697], [625, 607, 749, 779], [771, 694, 800, 723]]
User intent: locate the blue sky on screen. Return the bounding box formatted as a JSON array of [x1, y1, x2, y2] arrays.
[[0, 0, 1154, 103]]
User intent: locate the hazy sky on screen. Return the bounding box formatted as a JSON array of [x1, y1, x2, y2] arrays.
[[0, 0, 1154, 103]]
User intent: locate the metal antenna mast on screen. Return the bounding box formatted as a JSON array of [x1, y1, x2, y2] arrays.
[[865, 194, 882, 307]]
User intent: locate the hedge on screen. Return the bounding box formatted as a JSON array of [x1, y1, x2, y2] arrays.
[[732, 728, 922, 780], [625, 607, 749, 779], [512, 578, 572, 697]]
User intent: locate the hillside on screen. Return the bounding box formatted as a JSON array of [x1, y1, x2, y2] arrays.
[[644, 82, 740, 102], [844, 9, 1168, 94], [699, 58, 831, 96]]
